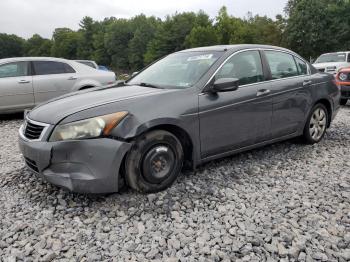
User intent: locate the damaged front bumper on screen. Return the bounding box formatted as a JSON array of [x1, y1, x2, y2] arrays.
[[18, 125, 131, 194]]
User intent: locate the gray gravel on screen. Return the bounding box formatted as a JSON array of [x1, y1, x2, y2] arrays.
[[0, 108, 350, 262]]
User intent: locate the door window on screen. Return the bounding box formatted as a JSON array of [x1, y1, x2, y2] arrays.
[[215, 50, 264, 86], [265, 51, 299, 79], [0, 62, 29, 78], [33, 61, 75, 75], [294, 57, 308, 75]]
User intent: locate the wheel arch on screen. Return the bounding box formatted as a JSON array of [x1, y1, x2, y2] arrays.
[[314, 98, 332, 127], [126, 123, 195, 171]]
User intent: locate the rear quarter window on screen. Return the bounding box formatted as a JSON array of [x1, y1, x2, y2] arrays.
[[33, 61, 76, 75]]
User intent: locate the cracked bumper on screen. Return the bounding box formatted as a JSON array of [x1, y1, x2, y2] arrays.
[[18, 136, 131, 194]]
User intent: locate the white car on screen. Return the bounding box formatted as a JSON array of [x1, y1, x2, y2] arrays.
[[0, 57, 116, 114], [313, 51, 350, 74]]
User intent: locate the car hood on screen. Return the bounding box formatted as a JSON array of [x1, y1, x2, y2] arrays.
[[28, 85, 169, 124], [313, 62, 349, 69]]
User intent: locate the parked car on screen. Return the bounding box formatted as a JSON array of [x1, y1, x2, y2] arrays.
[[98, 65, 111, 71], [313, 51, 350, 74], [335, 67, 350, 105], [18, 45, 340, 194], [75, 60, 99, 69], [0, 57, 117, 113]]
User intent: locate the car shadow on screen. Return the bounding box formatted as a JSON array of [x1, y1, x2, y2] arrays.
[[0, 112, 24, 120]]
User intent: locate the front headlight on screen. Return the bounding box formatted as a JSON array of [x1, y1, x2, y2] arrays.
[[339, 72, 348, 81], [49, 112, 128, 142]]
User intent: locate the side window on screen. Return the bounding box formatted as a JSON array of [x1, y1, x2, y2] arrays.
[[33, 61, 75, 75], [294, 57, 308, 75], [265, 51, 298, 79], [215, 50, 264, 86], [347, 54, 350, 62], [0, 62, 29, 78]]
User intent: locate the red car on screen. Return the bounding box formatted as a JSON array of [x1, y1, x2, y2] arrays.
[[336, 67, 350, 105]]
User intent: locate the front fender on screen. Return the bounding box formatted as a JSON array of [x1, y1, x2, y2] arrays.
[[111, 115, 191, 140]]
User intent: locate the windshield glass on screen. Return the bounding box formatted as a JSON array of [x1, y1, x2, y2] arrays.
[[315, 53, 346, 63], [127, 51, 223, 89]]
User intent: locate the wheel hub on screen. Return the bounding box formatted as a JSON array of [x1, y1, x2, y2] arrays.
[[309, 108, 326, 140], [142, 145, 176, 183]]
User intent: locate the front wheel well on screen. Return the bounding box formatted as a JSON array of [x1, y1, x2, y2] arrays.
[[79, 85, 95, 90], [131, 125, 194, 171], [314, 99, 332, 127]]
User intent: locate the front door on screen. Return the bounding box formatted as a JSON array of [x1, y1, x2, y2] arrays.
[[199, 50, 273, 159], [0, 61, 34, 112]]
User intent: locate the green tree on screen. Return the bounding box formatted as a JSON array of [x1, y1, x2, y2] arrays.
[[284, 0, 350, 58], [24, 34, 52, 56], [127, 15, 160, 70], [144, 11, 211, 64], [77, 16, 98, 59], [0, 33, 25, 59], [51, 28, 81, 59], [91, 17, 116, 66], [104, 19, 134, 70], [184, 26, 219, 48]]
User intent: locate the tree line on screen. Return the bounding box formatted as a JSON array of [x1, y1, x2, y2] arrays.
[[0, 0, 349, 72]]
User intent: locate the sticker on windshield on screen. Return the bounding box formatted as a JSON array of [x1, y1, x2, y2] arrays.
[[187, 54, 213, 61]]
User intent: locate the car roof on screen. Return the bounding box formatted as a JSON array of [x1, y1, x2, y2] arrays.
[[0, 57, 71, 63], [179, 44, 293, 53], [75, 60, 95, 62]]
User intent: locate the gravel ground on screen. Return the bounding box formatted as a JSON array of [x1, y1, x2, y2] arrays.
[[0, 107, 349, 262]]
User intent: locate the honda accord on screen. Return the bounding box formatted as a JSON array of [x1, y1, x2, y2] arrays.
[[18, 45, 340, 194]]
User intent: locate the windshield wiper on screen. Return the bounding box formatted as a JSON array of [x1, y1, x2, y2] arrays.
[[138, 82, 164, 89]]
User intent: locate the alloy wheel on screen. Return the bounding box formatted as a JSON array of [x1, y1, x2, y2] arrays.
[[309, 108, 327, 141]]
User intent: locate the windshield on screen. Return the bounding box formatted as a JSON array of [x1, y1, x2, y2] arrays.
[[127, 51, 223, 89], [315, 53, 347, 63]]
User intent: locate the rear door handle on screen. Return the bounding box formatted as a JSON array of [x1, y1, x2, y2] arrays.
[[18, 80, 30, 84], [68, 76, 77, 80], [257, 89, 271, 97], [303, 80, 312, 86]]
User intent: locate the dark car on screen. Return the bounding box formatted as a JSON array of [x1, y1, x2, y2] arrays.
[[18, 45, 340, 194], [335, 67, 350, 105]]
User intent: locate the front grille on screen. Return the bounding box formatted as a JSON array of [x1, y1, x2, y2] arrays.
[[24, 157, 39, 173], [318, 68, 325, 72], [24, 121, 45, 140]]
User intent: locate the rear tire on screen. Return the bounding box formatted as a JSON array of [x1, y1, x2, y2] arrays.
[[340, 99, 348, 106], [302, 104, 328, 144], [125, 130, 184, 193]]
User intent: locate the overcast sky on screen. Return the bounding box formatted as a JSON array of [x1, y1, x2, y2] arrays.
[[0, 0, 288, 39]]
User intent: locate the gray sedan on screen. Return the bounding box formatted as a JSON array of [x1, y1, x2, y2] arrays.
[[0, 57, 116, 114], [18, 45, 340, 194]]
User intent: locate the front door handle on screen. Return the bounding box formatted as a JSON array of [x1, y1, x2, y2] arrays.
[[303, 80, 312, 86], [18, 80, 30, 84], [68, 76, 77, 80], [257, 89, 271, 97]]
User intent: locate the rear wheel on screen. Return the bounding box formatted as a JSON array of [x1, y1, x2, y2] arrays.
[[125, 130, 184, 193], [340, 99, 348, 106], [302, 104, 328, 144]]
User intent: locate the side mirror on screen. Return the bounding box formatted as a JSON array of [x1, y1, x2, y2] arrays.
[[212, 78, 239, 93], [131, 71, 139, 77]]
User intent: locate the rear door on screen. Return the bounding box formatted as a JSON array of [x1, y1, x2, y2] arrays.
[[263, 50, 312, 138], [0, 61, 34, 112], [32, 61, 77, 105]]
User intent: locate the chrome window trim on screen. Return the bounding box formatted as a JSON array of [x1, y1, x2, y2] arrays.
[[19, 117, 50, 142], [203, 48, 312, 92]]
